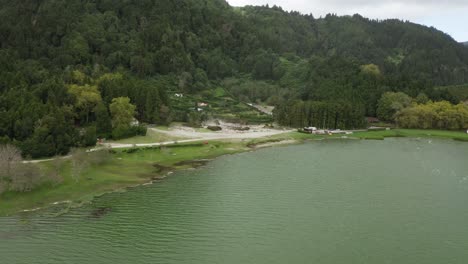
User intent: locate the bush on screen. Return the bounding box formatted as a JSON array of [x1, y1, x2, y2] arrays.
[[111, 125, 147, 140], [123, 148, 140, 154], [207, 126, 222, 131], [89, 148, 112, 165], [0, 145, 43, 193], [187, 112, 203, 128], [79, 126, 97, 147], [0, 136, 10, 145]]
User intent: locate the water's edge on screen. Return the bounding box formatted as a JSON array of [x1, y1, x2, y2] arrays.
[[9, 136, 464, 217]]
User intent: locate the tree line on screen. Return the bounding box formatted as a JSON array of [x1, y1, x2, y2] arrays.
[[377, 92, 468, 130], [0, 68, 166, 158], [396, 101, 468, 130], [274, 100, 366, 129], [276, 90, 468, 130]]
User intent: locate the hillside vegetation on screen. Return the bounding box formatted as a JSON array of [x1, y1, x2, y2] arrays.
[[1, 0, 468, 157]]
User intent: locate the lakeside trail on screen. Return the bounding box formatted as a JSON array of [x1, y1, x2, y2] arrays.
[[101, 127, 294, 149], [24, 126, 468, 164], [150, 126, 291, 139], [25, 127, 294, 163]]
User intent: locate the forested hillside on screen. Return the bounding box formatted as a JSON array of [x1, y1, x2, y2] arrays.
[[1, 0, 468, 157]]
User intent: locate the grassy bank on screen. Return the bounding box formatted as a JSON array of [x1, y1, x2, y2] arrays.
[[351, 129, 468, 141], [0, 141, 248, 216], [270, 129, 468, 141]]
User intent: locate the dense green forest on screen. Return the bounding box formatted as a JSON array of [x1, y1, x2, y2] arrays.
[[1, 0, 468, 157]]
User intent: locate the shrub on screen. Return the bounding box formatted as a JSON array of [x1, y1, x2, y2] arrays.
[[80, 126, 97, 147], [207, 126, 222, 131], [111, 125, 147, 140]]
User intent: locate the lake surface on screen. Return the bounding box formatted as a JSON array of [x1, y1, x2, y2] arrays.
[[1, 138, 468, 264]]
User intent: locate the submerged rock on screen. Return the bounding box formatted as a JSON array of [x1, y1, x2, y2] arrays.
[[90, 207, 112, 218], [174, 159, 211, 167], [152, 163, 173, 174]]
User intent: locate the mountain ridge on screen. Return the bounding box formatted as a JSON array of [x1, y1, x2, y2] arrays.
[[0, 0, 467, 85]]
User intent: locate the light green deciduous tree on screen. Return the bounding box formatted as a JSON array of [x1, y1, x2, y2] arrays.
[[109, 97, 136, 129]]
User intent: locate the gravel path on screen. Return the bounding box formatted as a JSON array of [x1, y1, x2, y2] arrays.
[[25, 127, 294, 163]]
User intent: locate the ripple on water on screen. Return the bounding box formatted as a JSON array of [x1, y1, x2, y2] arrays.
[[1, 138, 468, 264]]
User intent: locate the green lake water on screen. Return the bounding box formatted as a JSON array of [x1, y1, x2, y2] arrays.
[[1, 138, 468, 264]]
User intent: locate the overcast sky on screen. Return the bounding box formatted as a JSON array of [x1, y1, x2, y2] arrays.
[[227, 0, 468, 42]]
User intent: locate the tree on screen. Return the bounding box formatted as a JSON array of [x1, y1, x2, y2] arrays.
[[63, 31, 90, 63], [0, 144, 22, 190], [68, 84, 102, 124], [21, 108, 78, 158], [187, 111, 206, 128], [377, 92, 412, 122], [80, 126, 97, 147], [192, 68, 209, 92], [396, 101, 468, 130], [144, 88, 162, 124], [360, 64, 381, 76], [94, 103, 112, 138], [0, 144, 42, 193], [67, 70, 88, 85], [49, 157, 65, 185], [70, 148, 89, 182], [252, 49, 280, 80], [415, 93, 430, 104], [97, 73, 126, 104], [109, 97, 136, 129], [178, 72, 193, 92], [10, 162, 41, 192]]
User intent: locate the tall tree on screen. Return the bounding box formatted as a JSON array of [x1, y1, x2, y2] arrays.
[[109, 97, 136, 129], [94, 103, 112, 138], [377, 92, 412, 122], [68, 84, 102, 124]]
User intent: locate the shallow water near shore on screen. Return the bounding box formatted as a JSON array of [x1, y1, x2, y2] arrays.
[[1, 138, 468, 264]]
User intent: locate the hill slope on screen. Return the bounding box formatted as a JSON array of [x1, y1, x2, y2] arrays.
[[1, 0, 468, 157], [1, 1, 468, 84]]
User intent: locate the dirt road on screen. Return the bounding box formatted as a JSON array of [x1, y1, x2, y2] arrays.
[[102, 127, 293, 149], [25, 126, 293, 163]]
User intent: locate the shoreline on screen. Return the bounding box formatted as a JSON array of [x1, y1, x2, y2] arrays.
[[1, 129, 468, 217], [22, 146, 259, 217]]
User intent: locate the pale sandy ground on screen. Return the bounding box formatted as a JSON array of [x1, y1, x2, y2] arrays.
[[25, 124, 294, 163], [103, 124, 293, 149], [148, 121, 289, 139], [249, 104, 274, 115]]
